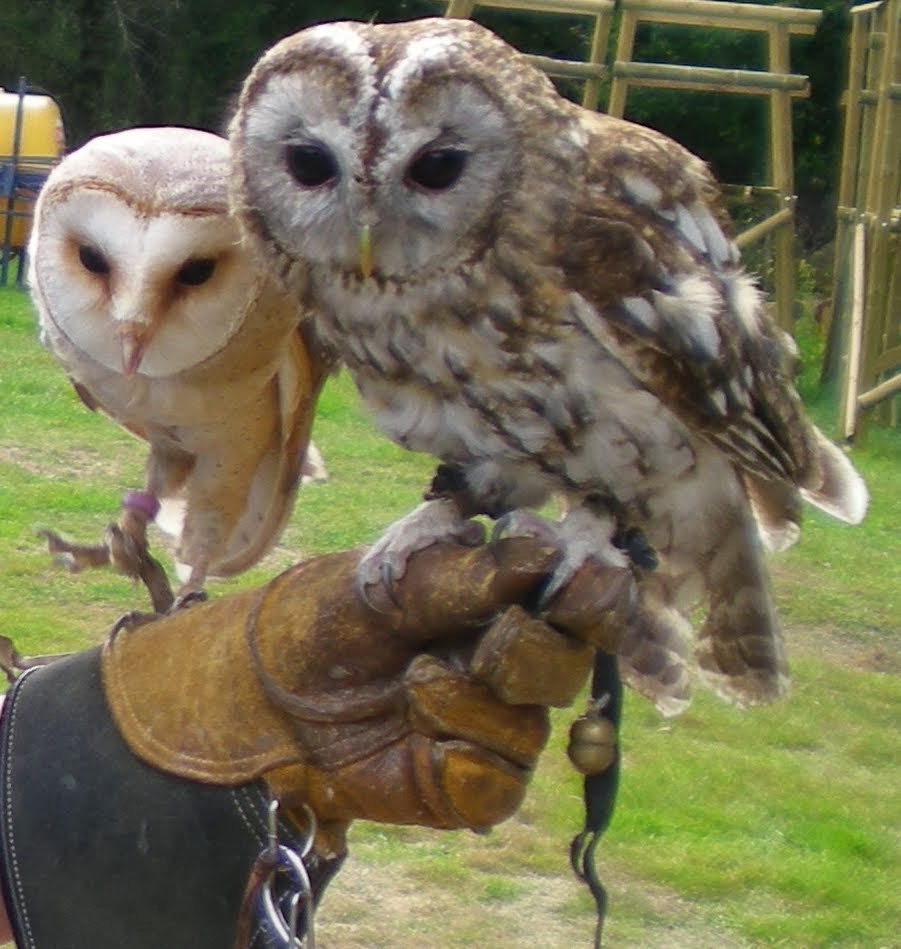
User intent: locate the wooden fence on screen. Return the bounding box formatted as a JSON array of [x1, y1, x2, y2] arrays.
[[833, 0, 900, 438]]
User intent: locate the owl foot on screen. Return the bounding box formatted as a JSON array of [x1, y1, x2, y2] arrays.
[[171, 589, 209, 613], [107, 589, 207, 641], [0, 635, 73, 683], [38, 528, 111, 573], [358, 499, 486, 611], [38, 525, 175, 615], [109, 610, 161, 638], [495, 508, 637, 608]]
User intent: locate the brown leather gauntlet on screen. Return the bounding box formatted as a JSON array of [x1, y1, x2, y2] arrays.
[[103, 539, 633, 857]]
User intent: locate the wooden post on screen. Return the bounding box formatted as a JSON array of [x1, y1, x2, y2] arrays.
[[767, 22, 797, 331], [444, 2, 616, 111], [445, 0, 477, 16], [860, 0, 900, 432], [828, 7, 869, 393], [841, 222, 867, 439], [833, 0, 900, 437], [582, 2, 611, 109], [607, 6, 638, 118]]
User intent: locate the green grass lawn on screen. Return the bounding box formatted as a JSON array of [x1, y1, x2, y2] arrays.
[[1, 285, 898, 947]]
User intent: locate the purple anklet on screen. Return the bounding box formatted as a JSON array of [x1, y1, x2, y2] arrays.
[[121, 491, 160, 521]]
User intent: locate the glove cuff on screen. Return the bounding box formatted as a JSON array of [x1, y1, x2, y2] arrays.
[[0, 649, 343, 949], [102, 556, 409, 786]]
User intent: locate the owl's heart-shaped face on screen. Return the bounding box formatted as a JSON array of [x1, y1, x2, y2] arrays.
[[31, 127, 256, 379], [232, 19, 530, 281]]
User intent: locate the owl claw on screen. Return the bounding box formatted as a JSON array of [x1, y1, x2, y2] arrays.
[[490, 507, 635, 610], [171, 589, 208, 613], [491, 511, 561, 548], [109, 610, 160, 639], [107, 589, 207, 640], [38, 528, 111, 573], [357, 499, 485, 612], [381, 561, 403, 609], [355, 560, 404, 615]]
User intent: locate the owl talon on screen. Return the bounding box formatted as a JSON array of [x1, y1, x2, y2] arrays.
[[491, 511, 561, 548], [357, 499, 486, 611], [109, 610, 161, 638], [380, 561, 403, 609], [356, 561, 405, 615], [38, 528, 111, 573], [170, 590, 208, 613]]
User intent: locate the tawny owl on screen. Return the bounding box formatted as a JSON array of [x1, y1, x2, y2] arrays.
[[29, 126, 329, 611], [229, 18, 867, 713]]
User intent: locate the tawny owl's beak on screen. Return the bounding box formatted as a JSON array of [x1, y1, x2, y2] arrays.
[[358, 224, 374, 279]]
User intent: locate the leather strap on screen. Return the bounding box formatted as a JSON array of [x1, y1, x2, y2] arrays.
[[0, 648, 343, 949]]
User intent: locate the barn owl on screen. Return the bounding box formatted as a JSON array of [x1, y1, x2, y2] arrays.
[[29, 126, 328, 611], [229, 18, 867, 713]]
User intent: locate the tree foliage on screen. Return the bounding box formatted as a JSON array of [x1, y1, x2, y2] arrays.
[[0, 1, 435, 144], [1, 0, 850, 247]]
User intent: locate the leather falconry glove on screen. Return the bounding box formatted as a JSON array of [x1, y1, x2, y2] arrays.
[[104, 536, 633, 852], [0, 537, 633, 949]]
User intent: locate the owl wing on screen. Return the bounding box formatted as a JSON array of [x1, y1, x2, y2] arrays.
[[561, 112, 815, 492], [210, 324, 327, 576]]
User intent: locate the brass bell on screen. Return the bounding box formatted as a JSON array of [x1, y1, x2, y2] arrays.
[[567, 712, 616, 775]]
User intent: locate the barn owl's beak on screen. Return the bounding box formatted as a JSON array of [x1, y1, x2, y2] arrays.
[[358, 224, 374, 279], [117, 324, 149, 376]]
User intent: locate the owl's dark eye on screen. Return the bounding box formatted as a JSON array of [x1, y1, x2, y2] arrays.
[[407, 148, 468, 192], [176, 258, 216, 287], [285, 143, 338, 188], [78, 244, 110, 276]]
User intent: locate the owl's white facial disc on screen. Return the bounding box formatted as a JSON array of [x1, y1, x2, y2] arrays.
[[234, 20, 519, 280], [31, 128, 257, 379]]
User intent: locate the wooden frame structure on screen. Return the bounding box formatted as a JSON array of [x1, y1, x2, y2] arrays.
[[607, 0, 820, 332], [833, 0, 900, 438], [444, 0, 820, 333], [444, 1, 617, 110]]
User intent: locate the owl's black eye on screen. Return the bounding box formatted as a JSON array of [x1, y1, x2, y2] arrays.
[[176, 258, 216, 287], [78, 244, 110, 276], [407, 148, 468, 192], [285, 143, 338, 188]]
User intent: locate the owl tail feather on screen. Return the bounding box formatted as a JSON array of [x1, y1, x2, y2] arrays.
[[617, 594, 694, 717], [800, 427, 868, 525], [695, 509, 789, 707]]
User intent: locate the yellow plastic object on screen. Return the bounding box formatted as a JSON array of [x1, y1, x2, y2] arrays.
[[1, 88, 64, 249]]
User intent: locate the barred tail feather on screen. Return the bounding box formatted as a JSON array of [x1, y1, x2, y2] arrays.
[[695, 503, 789, 707], [617, 592, 694, 718]]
